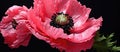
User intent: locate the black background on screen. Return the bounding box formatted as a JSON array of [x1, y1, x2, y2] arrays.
[[0, 0, 119, 52]]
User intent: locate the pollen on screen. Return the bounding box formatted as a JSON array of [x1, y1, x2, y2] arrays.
[[55, 14, 69, 25], [50, 12, 74, 35]]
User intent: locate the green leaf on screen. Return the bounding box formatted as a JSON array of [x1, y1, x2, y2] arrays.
[[93, 32, 120, 52], [112, 46, 120, 51], [108, 33, 114, 39], [107, 41, 116, 47], [96, 35, 106, 41], [94, 31, 106, 42]]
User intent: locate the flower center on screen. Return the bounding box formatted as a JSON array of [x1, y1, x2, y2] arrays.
[[50, 12, 74, 35], [12, 19, 18, 29], [55, 14, 69, 25]]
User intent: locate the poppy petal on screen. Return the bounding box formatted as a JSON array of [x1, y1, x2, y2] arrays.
[[46, 37, 94, 52], [66, 0, 91, 29], [68, 17, 103, 43]]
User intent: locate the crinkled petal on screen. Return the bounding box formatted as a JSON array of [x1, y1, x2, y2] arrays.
[[48, 38, 94, 52], [0, 5, 28, 25], [33, 0, 47, 21], [27, 10, 49, 37], [0, 22, 31, 48], [56, 0, 70, 13], [26, 23, 49, 41], [65, 0, 91, 29], [68, 17, 103, 43], [5, 5, 28, 17], [11, 22, 31, 48], [56, 0, 77, 13], [40, 0, 56, 17], [33, 0, 57, 21]]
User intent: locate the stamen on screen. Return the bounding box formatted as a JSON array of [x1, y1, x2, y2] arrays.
[[50, 12, 74, 35], [55, 13, 69, 25], [12, 19, 18, 29]]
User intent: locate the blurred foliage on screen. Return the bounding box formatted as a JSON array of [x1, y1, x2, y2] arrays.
[[93, 32, 120, 52]]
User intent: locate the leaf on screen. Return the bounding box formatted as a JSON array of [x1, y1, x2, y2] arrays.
[[94, 31, 106, 42], [93, 32, 120, 52], [112, 46, 120, 51], [107, 41, 116, 47], [97, 35, 106, 41], [108, 33, 114, 39]]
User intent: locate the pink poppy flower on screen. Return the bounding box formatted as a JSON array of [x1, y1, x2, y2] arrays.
[[0, 5, 32, 48], [27, 0, 103, 52]]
